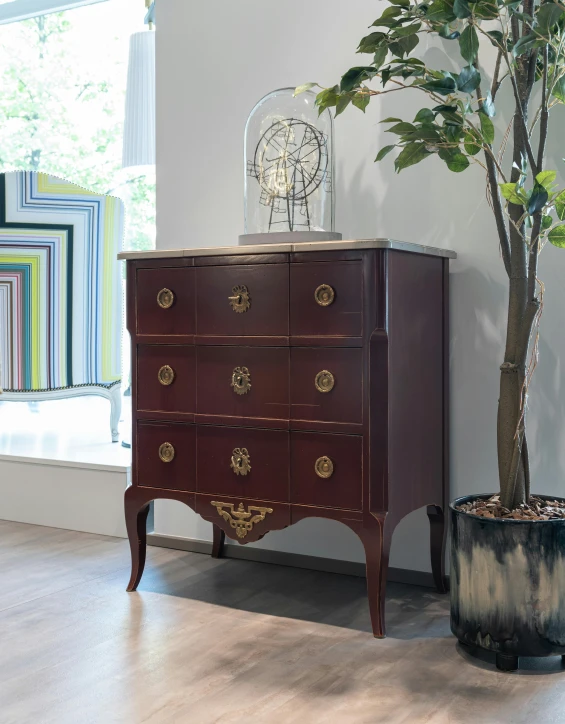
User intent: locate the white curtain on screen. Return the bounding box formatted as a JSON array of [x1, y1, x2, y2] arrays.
[[0, 0, 108, 24]]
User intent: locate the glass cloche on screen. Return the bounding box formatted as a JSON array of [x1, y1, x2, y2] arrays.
[[240, 87, 341, 244]]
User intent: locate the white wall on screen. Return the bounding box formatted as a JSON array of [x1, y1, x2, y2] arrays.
[[154, 0, 565, 572]]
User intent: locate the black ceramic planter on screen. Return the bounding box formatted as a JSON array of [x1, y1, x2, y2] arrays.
[[451, 494, 565, 671]]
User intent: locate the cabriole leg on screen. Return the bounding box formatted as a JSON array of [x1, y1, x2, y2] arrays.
[[125, 490, 150, 592], [427, 504, 448, 593], [211, 524, 226, 559], [359, 515, 392, 639]]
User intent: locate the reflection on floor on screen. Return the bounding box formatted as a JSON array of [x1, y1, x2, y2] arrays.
[[0, 393, 131, 469], [1, 520, 564, 724]]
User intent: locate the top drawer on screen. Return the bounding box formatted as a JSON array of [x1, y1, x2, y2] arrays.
[[136, 267, 195, 336], [196, 264, 289, 337], [290, 261, 363, 338]]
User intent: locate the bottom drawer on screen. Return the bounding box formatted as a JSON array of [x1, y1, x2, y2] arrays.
[[196, 493, 290, 543], [136, 421, 196, 491], [291, 431, 362, 510]]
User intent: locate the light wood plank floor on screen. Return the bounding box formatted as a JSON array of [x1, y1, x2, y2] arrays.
[[2, 520, 565, 724]]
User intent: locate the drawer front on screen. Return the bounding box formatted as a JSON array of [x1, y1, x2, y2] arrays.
[[290, 348, 363, 424], [137, 345, 195, 414], [291, 432, 362, 510], [196, 426, 289, 501], [290, 261, 363, 337], [136, 421, 196, 491], [195, 493, 290, 542], [196, 264, 289, 337], [197, 346, 289, 420], [136, 267, 195, 336]]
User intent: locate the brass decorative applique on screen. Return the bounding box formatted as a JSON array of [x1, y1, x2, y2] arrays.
[[158, 442, 175, 463], [315, 456, 334, 479], [315, 370, 335, 393], [229, 285, 251, 313], [230, 447, 251, 476], [211, 501, 273, 539], [158, 365, 175, 386], [314, 284, 335, 307], [231, 366, 251, 395], [157, 288, 174, 309]]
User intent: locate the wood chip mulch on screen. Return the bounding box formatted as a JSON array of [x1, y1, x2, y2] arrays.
[[456, 495, 565, 521]]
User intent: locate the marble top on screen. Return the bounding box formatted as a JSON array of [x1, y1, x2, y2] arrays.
[[118, 239, 457, 261]]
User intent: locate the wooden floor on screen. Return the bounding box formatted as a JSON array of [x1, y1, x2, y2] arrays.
[[2, 522, 565, 724]]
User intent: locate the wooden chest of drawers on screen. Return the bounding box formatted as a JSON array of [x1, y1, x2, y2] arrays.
[[120, 239, 455, 637]]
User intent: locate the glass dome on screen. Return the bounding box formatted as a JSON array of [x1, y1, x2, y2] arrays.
[[242, 88, 338, 242]]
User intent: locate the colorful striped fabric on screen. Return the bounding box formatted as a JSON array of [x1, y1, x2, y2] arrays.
[[0, 172, 123, 391]]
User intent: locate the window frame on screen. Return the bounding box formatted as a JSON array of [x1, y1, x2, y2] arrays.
[[0, 0, 108, 24]]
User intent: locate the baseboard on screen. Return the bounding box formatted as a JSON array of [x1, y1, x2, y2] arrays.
[[147, 533, 437, 589]]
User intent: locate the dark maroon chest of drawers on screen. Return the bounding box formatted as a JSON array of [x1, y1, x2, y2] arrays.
[[121, 240, 455, 637]]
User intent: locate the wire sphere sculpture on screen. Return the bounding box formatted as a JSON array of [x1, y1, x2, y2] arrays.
[[247, 118, 332, 232]]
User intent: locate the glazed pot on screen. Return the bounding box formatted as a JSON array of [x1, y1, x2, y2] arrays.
[[450, 494, 565, 671]]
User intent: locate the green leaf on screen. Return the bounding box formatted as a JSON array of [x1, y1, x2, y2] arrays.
[[382, 5, 404, 17], [316, 86, 339, 111], [454, 0, 472, 18], [394, 142, 431, 171], [375, 144, 397, 161], [445, 152, 470, 172], [542, 214, 553, 230], [553, 77, 565, 104], [537, 3, 564, 32], [335, 94, 352, 116], [388, 122, 417, 134], [358, 32, 387, 53], [294, 83, 318, 97], [486, 30, 504, 46], [420, 75, 457, 95], [548, 224, 565, 248], [512, 33, 539, 57], [394, 22, 422, 36], [352, 93, 371, 112], [527, 183, 549, 215], [555, 190, 565, 220], [482, 91, 496, 118], [426, 0, 457, 22], [380, 117, 404, 123], [464, 131, 481, 155], [414, 108, 435, 123], [373, 46, 389, 70], [340, 67, 377, 92], [535, 170, 557, 189], [457, 65, 481, 93], [459, 25, 479, 63], [474, 0, 499, 19], [500, 183, 525, 205], [439, 24, 461, 39], [479, 112, 495, 144], [390, 0, 410, 5]]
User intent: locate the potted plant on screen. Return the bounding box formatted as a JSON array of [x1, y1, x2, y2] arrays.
[[298, 0, 565, 670]]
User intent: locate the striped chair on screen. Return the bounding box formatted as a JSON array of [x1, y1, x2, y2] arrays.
[[0, 172, 124, 442]]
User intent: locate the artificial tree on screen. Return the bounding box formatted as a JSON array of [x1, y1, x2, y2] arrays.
[[298, 0, 565, 511]]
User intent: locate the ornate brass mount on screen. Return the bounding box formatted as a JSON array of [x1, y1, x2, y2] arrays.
[[157, 288, 174, 309], [211, 501, 273, 539], [229, 285, 251, 313], [230, 447, 251, 476], [231, 366, 251, 395], [315, 370, 335, 393], [315, 284, 335, 307], [158, 365, 175, 386], [315, 456, 334, 479], [158, 442, 175, 463]]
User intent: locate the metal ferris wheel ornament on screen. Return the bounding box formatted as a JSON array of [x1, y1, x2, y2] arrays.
[[240, 88, 342, 244]]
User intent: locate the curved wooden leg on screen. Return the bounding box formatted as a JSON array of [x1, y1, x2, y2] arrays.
[[427, 504, 448, 593], [211, 524, 226, 559], [359, 515, 393, 639], [125, 488, 150, 592]]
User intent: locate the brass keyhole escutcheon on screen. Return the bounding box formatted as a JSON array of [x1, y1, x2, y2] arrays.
[[231, 366, 251, 395], [158, 442, 175, 463], [157, 288, 174, 309], [315, 284, 335, 307], [158, 365, 175, 386], [315, 456, 334, 479], [230, 447, 251, 476], [315, 370, 335, 393], [228, 285, 251, 314]]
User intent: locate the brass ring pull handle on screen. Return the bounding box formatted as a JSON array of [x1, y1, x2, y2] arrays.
[[231, 366, 251, 395], [158, 442, 175, 463], [228, 285, 251, 313], [315, 370, 335, 393], [230, 447, 251, 476], [157, 288, 174, 309], [158, 365, 175, 386], [315, 456, 334, 479], [315, 284, 335, 307]]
